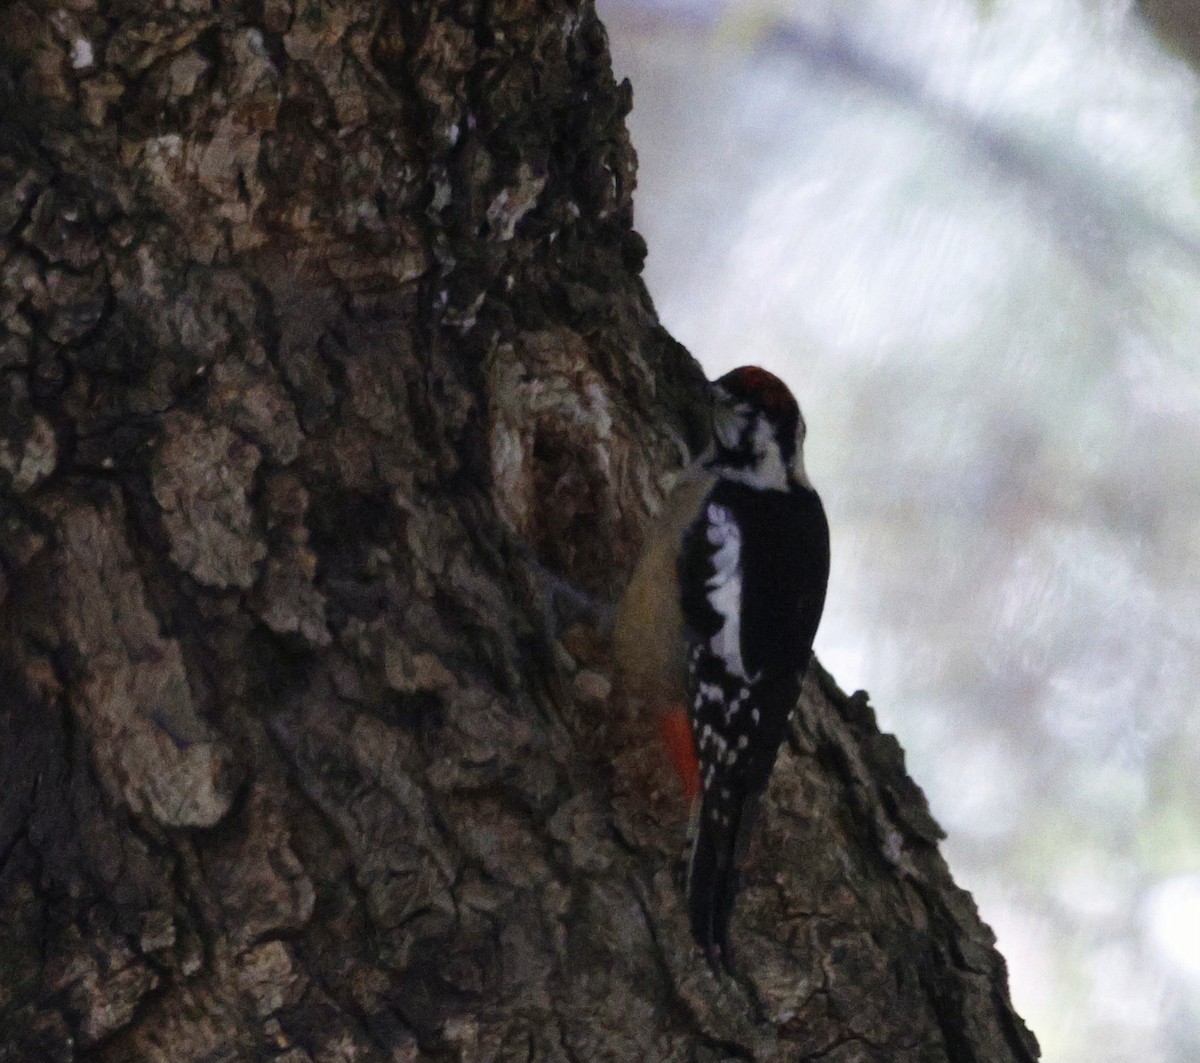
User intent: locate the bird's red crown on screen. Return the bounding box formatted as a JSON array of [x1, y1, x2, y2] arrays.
[[715, 366, 798, 421]]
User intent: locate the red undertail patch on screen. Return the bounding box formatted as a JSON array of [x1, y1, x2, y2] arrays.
[[660, 708, 700, 801]]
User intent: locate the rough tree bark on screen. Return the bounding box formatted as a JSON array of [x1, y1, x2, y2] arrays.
[[0, 2, 1039, 1061]]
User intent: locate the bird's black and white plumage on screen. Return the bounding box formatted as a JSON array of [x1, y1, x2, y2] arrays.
[[679, 365, 830, 971]]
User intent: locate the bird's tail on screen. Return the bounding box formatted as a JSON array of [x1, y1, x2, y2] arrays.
[[686, 784, 760, 972]]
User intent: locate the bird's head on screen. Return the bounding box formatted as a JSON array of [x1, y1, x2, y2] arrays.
[[709, 365, 810, 490]]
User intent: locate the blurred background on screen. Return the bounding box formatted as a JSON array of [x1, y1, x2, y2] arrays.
[[598, 1, 1200, 1059]]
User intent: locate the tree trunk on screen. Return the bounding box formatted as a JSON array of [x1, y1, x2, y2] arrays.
[[0, 2, 1038, 1061], [1140, 0, 1200, 68]]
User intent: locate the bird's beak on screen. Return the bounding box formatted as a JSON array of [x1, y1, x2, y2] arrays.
[[709, 385, 743, 450]]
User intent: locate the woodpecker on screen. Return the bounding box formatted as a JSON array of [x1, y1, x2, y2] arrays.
[[614, 366, 829, 971]]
